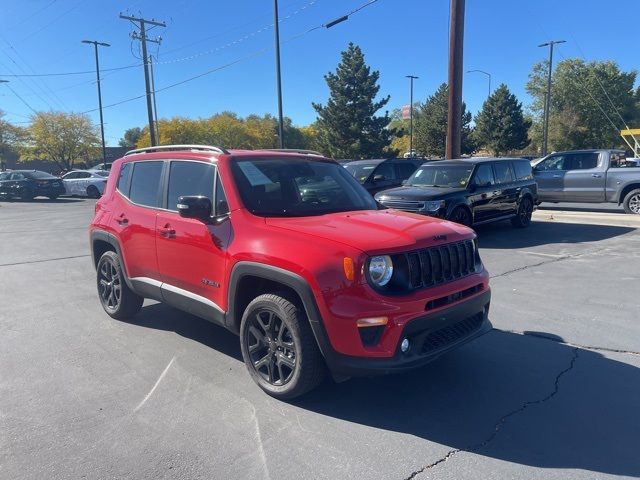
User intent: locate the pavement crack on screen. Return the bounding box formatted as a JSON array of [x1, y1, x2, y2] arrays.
[[403, 346, 580, 480], [0, 254, 90, 267], [489, 246, 608, 279], [496, 328, 640, 356]]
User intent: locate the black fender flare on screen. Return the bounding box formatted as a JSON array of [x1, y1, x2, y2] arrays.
[[226, 261, 335, 364], [89, 230, 135, 290]]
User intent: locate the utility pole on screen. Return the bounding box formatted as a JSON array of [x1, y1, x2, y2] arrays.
[[120, 13, 165, 147], [406, 75, 418, 157], [446, 0, 465, 159], [538, 40, 565, 156], [149, 54, 160, 144], [82, 40, 110, 169], [273, 0, 285, 148]]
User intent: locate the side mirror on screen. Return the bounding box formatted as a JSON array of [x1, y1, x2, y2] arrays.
[[401, 179, 408, 186], [177, 195, 212, 220], [373, 174, 385, 182], [467, 182, 477, 192]]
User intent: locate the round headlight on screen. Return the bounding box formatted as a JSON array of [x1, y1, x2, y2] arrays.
[[368, 255, 393, 286]]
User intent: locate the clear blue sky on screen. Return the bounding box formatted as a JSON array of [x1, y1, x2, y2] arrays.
[[0, 0, 635, 146]]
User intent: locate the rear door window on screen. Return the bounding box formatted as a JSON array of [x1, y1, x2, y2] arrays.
[[493, 162, 515, 184], [166, 161, 215, 212], [513, 160, 533, 180], [129, 161, 163, 207]]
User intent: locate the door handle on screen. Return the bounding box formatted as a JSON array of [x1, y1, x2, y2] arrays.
[[115, 213, 128, 225], [159, 223, 176, 238], [591, 174, 602, 178], [552, 174, 562, 178]]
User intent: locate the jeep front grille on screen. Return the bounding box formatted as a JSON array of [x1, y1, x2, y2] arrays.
[[404, 239, 477, 289], [379, 199, 425, 212]]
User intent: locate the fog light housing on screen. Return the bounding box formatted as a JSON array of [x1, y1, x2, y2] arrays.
[[400, 338, 410, 353]]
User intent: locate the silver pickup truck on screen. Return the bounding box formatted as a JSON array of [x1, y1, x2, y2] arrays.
[[533, 149, 640, 214]]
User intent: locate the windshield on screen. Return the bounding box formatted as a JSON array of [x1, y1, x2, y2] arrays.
[[407, 165, 473, 188], [343, 162, 379, 184], [25, 171, 57, 179], [231, 157, 377, 217]]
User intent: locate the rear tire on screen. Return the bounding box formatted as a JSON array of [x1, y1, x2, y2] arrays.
[[622, 188, 640, 214], [87, 185, 100, 199], [96, 251, 143, 319], [240, 293, 325, 400], [511, 196, 533, 228], [448, 206, 472, 227]]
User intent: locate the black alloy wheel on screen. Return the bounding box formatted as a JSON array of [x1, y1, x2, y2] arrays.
[[512, 197, 533, 228], [96, 251, 143, 319], [449, 206, 472, 227], [98, 256, 122, 313], [245, 309, 297, 386]]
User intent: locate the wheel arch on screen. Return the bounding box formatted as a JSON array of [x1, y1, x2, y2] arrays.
[[618, 183, 640, 205], [226, 262, 333, 361], [446, 201, 473, 223], [90, 230, 134, 290]]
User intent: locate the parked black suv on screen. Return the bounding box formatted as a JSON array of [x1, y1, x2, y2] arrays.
[[375, 158, 537, 228], [0, 170, 66, 200], [343, 158, 425, 195]]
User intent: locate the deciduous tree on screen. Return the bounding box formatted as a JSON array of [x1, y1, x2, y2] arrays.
[[118, 127, 142, 147], [526, 59, 639, 151], [21, 112, 100, 170]]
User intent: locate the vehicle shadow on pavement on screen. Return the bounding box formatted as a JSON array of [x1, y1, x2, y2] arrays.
[[538, 204, 626, 214], [475, 221, 635, 249], [126, 302, 244, 362], [293, 330, 640, 477]]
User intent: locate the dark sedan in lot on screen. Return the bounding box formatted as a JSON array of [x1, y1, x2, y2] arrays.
[[343, 158, 425, 195], [375, 158, 537, 228], [0, 170, 66, 200]]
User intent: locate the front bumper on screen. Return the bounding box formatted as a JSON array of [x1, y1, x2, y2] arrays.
[[311, 288, 492, 377]]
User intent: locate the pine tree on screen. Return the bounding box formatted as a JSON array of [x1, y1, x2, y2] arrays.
[[474, 84, 531, 155], [312, 43, 395, 159], [413, 83, 474, 158]]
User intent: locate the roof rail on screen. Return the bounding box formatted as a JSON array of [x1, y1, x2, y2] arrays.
[[124, 145, 229, 156], [260, 148, 325, 157]]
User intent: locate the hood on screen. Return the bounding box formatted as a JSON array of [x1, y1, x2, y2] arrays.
[[265, 209, 473, 254], [375, 185, 467, 201]]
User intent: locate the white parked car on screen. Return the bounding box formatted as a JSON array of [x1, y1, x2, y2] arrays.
[[62, 170, 109, 198]]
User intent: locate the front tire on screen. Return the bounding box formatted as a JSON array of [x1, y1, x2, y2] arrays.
[[448, 206, 472, 227], [240, 293, 325, 400], [96, 251, 143, 319], [511, 196, 533, 228], [87, 185, 100, 199], [623, 188, 640, 214]]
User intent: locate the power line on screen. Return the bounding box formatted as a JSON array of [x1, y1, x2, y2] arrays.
[[78, 0, 380, 115]]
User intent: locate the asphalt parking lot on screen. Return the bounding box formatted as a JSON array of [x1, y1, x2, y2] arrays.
[[1, 199, 639, 480]]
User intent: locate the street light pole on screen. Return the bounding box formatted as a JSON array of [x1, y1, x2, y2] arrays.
[[467, 69, 491, 100], [273, 0, 285, 148], [538, 40, 565, 156], [406, 75, 418, 156], [82, 40, 110, 170]]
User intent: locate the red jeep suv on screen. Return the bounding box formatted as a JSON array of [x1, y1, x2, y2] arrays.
[[90, 145, 491, 399]]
